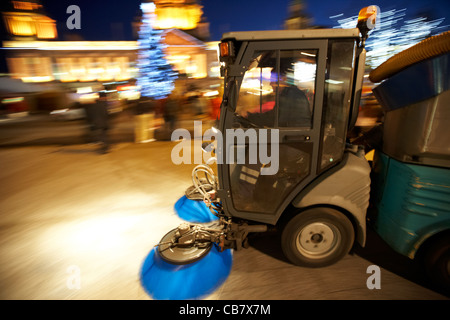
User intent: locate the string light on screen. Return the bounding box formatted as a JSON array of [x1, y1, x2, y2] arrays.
[[331, 7, 448, 70]]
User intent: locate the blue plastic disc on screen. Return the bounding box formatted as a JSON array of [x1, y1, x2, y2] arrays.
[[140, 244, 232, 300], [174, 195, 218, 223]]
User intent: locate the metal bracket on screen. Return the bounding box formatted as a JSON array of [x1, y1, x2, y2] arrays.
[[216, 189, 230, 199], [228, 65, 247, 77]]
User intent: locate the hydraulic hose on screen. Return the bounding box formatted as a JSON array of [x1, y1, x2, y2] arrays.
[[369, 31, 450, 83]]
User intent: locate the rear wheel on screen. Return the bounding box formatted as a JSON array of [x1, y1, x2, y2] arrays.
[[281, 207, 354, 267], [423, 234, 450, 293]]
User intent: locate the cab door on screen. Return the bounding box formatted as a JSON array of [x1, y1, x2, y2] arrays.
[[219, 40, 327, 224]]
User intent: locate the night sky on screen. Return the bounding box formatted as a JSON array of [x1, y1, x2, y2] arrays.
[[40, 0, 450, 41]]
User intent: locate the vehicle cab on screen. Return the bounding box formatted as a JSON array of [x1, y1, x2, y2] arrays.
[[214, 18, 374, 266], [158, 6, 378, 268]]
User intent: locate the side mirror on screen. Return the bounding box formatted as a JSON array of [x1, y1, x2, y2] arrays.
[[202, 127, 219, 154], [202, 141, 215, 153]]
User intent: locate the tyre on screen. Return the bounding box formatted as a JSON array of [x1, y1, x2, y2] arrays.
[[281, 207, 355, 268], [424, 234, 450, 293]]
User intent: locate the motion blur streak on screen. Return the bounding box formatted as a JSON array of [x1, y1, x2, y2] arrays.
[[140, 245, 232, 300], [138, 196, 232, 300], [174, 195, 218, 223]]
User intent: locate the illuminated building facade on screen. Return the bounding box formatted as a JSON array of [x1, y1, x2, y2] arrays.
[[163, 28, 214, 79], [3, 40, 139, 83], [1, 0, 219, 96], [151, 0, 210, 41], [1, 0, 57, 40], [134, 0, 216, 79]]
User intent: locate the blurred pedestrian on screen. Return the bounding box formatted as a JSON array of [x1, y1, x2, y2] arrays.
[[192, 93, 207, 115], [210, 94, 221, 120], [85, 91, 111, 154], [163, 94, 178, 133]]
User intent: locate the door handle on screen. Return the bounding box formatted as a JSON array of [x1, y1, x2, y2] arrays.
[[283, 135, 310, 142]]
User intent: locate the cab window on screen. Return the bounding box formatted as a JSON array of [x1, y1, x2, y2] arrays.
[[320, 40, 356, 171], [235, 49, 317, 129], [235, 50, 276, 127], [278, 50, 317, 128]]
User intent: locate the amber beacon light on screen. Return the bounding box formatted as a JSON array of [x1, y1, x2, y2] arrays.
[[358, 6, 378, 29], [357, 5, 379, 46]]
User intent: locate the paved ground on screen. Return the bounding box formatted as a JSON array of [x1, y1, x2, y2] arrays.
[[0, 142, 448, 300], [0, 117, 448, 300]]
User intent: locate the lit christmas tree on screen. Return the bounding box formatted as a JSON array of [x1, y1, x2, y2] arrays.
[[137, 2, 177, 100]]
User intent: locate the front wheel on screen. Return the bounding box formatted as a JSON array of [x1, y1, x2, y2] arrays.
[[281, 207, 355, 268]]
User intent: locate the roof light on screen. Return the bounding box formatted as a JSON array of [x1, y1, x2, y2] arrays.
[[357, 5, 379, 47], [357, 5, 378, 32], [219, 42, 229, 57]]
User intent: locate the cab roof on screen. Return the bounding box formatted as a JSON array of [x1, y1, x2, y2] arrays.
[[221, 28, 361, 42]]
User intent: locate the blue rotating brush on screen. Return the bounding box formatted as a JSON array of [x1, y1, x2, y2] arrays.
[[140, 243, 232, 300]]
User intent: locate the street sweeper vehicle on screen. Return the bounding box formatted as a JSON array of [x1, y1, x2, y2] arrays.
[[140, 7, 450, 300], [152, 6, 379, 272]]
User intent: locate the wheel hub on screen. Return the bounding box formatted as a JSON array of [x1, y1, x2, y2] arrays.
[[311, 233, 323, 243], [158, 228, 212, 265], [296, 222, 340, 258]]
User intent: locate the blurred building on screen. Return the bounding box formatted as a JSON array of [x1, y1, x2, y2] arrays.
[[284, 0, 313, 30], [0, 0, 57, 41], [0, 0, 220, 112], [163, 28, 218, 79], [2, 40, 138, 84], [151, 0, 210, 41], [133, 0, 218, 80]]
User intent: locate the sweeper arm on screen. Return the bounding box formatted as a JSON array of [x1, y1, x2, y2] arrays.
[[156, 161, 267, 264], [157, 219, 267, 264]]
